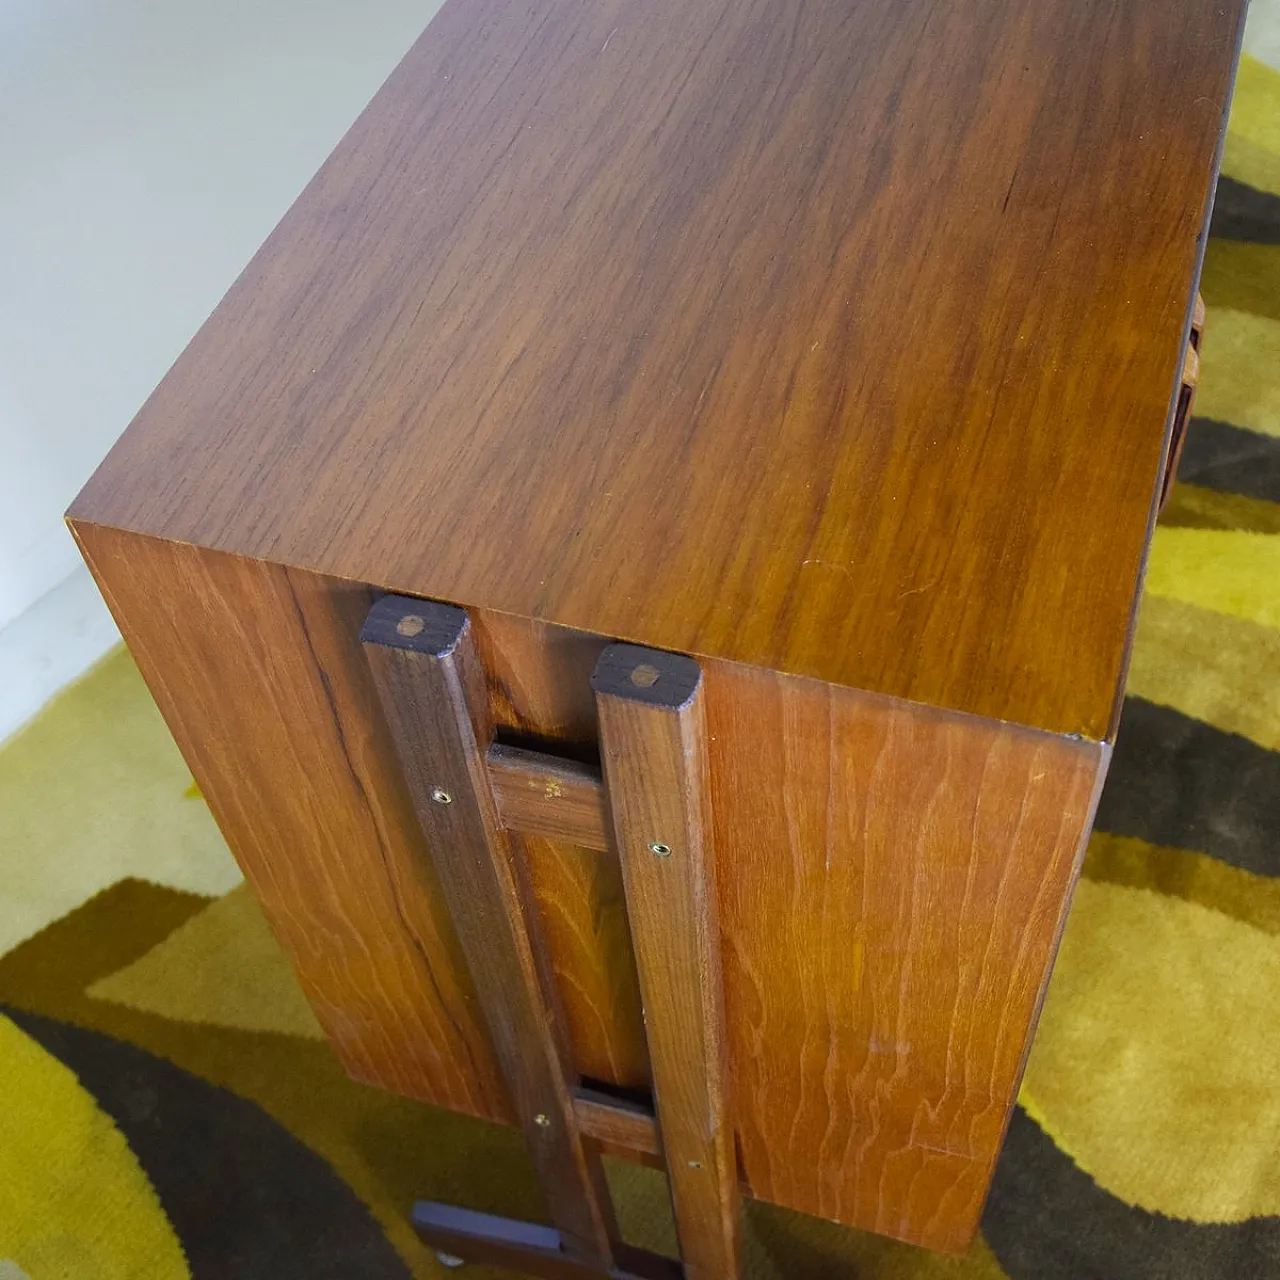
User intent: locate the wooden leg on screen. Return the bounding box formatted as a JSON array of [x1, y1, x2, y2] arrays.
[[592, 645, 744, 1280], [362, 596, 621, 1268]]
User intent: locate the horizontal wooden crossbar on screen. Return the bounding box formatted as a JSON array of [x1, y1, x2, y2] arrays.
[[573, 1088, 662, 1160], [488, 744, 611, 851]]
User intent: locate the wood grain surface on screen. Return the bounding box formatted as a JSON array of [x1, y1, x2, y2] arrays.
[[704, 659, 1106, 1251], [594, 645, 743, 1278], [470, 613, 604, 749], [520, 833, 651, 1091], [69, 526, 512, 1122], [71, 531, 1106, 1250], [487, 745, 611, 852], [68, 0, 1244, 739]]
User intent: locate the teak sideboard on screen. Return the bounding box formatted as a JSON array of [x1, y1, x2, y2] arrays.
[[68, 0, 1246, 1272]]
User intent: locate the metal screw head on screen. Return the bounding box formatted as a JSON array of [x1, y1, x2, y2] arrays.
[[534, 1113, 551, 1127], [648, 842, 672, 857], [630, 663, 660, 688], [687, 1160, 703, 1170], [431, 787, 453, 805], [396, 614, 426, 638]]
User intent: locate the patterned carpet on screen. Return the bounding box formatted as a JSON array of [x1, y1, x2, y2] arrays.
[[2, 52, 1279, 1280]]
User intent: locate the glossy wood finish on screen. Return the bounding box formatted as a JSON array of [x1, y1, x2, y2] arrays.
[[594, 645, 743, 1279], [69, 0, 1245, 741], [361, 596, 619, 1266]]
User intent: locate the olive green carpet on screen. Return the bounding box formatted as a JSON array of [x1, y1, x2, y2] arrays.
[[2, 53, 1279, 1280]]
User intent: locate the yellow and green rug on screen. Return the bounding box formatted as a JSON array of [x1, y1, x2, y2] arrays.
[[2, 52, 1279, 1280]]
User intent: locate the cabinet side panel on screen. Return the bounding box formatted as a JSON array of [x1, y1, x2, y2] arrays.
[[707, 660, 1104, 1252], [71, 524, 511, 1122]]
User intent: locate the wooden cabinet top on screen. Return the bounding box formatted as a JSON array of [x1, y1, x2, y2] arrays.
[[70, 0, 1245, 740]]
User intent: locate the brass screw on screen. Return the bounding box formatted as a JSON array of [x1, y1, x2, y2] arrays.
[[649, 842, 672, 857], [534, 1113, 551, 1128], [687, 1160, 702, 1170], [396, 614, 426, 638], [431, 787, 452, 805], [630, 663, 660, 688]]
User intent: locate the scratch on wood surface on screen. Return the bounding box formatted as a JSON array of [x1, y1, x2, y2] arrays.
[[801, 559, 853, 578]]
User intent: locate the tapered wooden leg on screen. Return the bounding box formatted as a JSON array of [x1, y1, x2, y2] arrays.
[[362, 595, 620, 1268], [592, 645, 744, 1280]]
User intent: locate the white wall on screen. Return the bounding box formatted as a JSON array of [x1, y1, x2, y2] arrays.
[[0, 0, 442, 735], [0, 0, 443, 629]]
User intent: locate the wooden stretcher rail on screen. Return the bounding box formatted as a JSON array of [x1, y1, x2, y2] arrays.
[[488, 743, 611, 852], [573, 1087, 662, 1160]]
